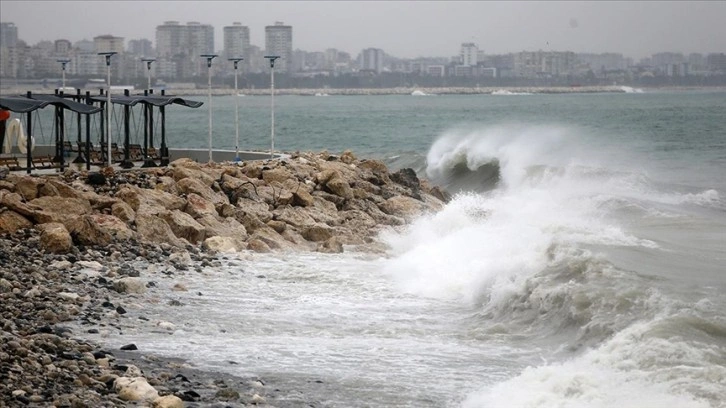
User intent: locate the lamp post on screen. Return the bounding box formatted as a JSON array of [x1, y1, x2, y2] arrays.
[[57, 58, 71, 91], [141, 58, 156, 92], [228, 57, 243, 162], [201, 54, 218, 163], [264, 55, 280, 159], [98, 51, 117, 167]]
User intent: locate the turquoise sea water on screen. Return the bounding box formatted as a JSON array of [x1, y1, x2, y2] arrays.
[[71, 90, 725, 407]]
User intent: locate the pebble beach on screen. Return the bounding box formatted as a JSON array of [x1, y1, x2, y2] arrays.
[[0, 150, 447, 407]]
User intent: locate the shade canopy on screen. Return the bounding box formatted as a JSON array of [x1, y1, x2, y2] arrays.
[[88, 94, 203, 108], [0, 96, 50, 113], [27, 94, 103, 114]]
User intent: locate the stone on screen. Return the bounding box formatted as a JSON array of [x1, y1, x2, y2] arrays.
[[184, 193, 217, 218], [85, 172, 106, 186], [114, 377, 159, 402], [202, 236, 241, 253], [247, 238, 271, 253], [272, 206, 316, 228], [195, 213, 248, 243], [152, 395, 184, 408], [176, 177, 228, 206], [67, 215, 113, 246], [302, 223, 333, 242], [0, 210, 33, 234], [378, 195, 426, 222], [235, 198, 272, 223], [10, 175, 41, 200], [340, 150, 357, 164], [114, 277, 147, 294], [29, 196, 93, 219], [215, 388, 240, 401], [135, 214, 186, 247], [160, 210, 206, 244], [37, 222, 73, 253], [262, 167, 294, 185], [318, 236, 345, 253], [111, 201, 136, 223], [292, 188, 315, 207], [390, 168, 421, 192]]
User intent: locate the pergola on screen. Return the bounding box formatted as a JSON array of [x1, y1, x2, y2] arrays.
[[1, 89, 203, 173]]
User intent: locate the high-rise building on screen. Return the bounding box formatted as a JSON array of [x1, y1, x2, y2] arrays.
[[0, 22, 19, 77], [156, 21, 185, 57], [94, 35, 125, 54], [360, 48, 384, 74], [128, 39, 154, 57], [223, 22, 251, 72], [223, 22, 250, 59], [0, 22, 19, 49], [155, 20, 213, 78], [94, 35, 125, 78], [265, 22, 293, 73], [460, 43, 478, 66]]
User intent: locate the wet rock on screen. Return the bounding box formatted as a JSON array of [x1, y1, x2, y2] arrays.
[[114, 376, 158, 401], [113, 277, 147, 294]]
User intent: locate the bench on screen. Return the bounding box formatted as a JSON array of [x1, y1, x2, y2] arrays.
[[0, 156, 22, 171], [31, 155, 57, 170]]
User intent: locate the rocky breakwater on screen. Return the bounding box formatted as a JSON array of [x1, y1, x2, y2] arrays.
[[0, 150, 449, 406], [1, 150, 448, 255]]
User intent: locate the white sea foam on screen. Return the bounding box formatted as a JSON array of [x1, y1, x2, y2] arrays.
[[462, 314, 726, 408]]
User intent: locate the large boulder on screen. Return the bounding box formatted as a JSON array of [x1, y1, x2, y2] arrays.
[[301, 223, 333, 242], [272, 206, 316, 228], [8, 175, 41, 200], [185, 193, 217, 218], [29, 196, 93, 218], [135, 213, 186, 247], [118, 186, 185, 215], [67, 215, 114, 246], [235, 198, 272, 223], [111, 201, 136, 223], [37, 222, 73, 253], [195, 213, 248, 243], [114, 377, 158, 402], [0, 210, 33, 234], [202, 236, 244, 253], [262, 167, 294, 185], [177, 177, 228, 206], [378, 195, 426, 222], [160, 210, 206, 244]]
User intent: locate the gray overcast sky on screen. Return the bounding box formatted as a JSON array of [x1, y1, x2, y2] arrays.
[[1, 1, 724, 59]]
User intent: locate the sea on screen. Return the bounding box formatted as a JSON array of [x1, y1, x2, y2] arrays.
[[77, 90, 725, 407]]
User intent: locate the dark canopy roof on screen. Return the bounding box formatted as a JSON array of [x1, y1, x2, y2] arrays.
[[28, 94, 103, 114], [88, 94, 203, 108], [0, 96, 50, 113]]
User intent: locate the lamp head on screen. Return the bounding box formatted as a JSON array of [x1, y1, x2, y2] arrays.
[[98, 51, 117, 66], [200, 54, 218, 68], [264, 55, 280, 68]]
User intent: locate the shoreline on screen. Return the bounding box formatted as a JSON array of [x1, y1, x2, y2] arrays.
[[1, 150, 446, 406], [3, 85, 725, 97]]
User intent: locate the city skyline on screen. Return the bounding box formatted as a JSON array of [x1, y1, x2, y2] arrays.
[[1, 1, 725, 60]]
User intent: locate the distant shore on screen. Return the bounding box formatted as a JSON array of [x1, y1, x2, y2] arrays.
[[3, 85, 725, 98]]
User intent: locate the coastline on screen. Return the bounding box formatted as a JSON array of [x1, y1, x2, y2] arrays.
[[0, 150, 447, 406], [3, 85, 725, 97]]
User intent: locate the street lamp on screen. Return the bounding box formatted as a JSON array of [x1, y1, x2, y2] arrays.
[[264, 55, 280, 159], [201, 54, 218, 163], [98, 51, 117, 167], [141, 58, 156, 92], [228, 57, 244, 162], [57, 58, 71, 91]]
